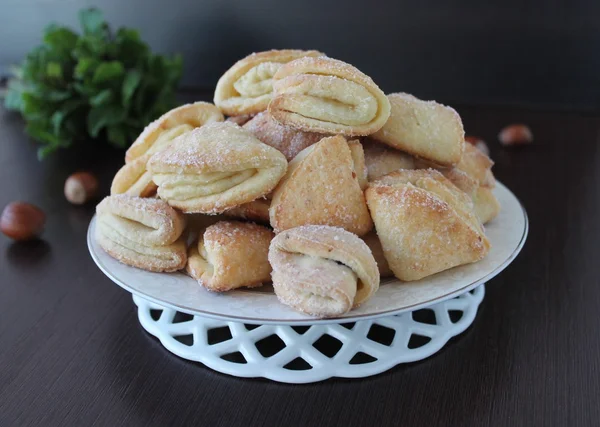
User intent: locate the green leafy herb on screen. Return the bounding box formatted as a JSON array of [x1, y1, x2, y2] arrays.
[[3, 8, 182, 159]]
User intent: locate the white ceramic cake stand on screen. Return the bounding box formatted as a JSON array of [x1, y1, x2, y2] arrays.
[[89, 183, 527, 383], [131, 286, 485, 383]]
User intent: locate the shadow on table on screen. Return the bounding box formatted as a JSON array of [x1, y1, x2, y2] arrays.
[[5, 239, 52, 268]]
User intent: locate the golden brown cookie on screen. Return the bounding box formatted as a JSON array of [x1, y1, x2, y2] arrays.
[[126, 102, 224, 162], [214, 49, 324, 116], [269, 225, 380, 317], [269, 135, 373, 236], [95, 195, 187, 272], [111, 154, 157, 197], [371, 93, 464, 166], [186, 221, 274, 292], [243, 111, 325, 161], [348, 139, 368, 190], [455, 143, 495, 186], [269, 57, 391, 136], [362, 138, 416, 181], [436, 167, 479, 198], [473, 186, 501, 224], [148, 122, 288, 214]]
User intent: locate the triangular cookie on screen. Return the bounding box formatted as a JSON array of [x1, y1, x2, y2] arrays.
[[270, 135, 373, 235], [473, 186, 500, 224], [365, 169, 490, 281], [371, 93, 464, 166]]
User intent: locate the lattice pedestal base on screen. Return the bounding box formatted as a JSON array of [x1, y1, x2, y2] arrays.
[[133, 285, 484, 383]]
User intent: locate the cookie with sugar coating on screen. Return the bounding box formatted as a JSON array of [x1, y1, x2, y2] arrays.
[[362, 138, 416, 181], [269, 225, 380, 318], [95, 195, 187, 272], [269, 135, 373, 236], [215, 49, 324, 116], [457, 143, 495, 187], [126, 101, 224, 162], [147, 122, 288, 214], [187, 221, 274, 292], [243, 111, 325, 161], [269, 57, 390, 136], [371, 93, 464, 166], [365, 169, 490, 281], [417, 143, 494, 188], [348, 139, 368, 190], [473, 186, 500, 224], [111, 153, 157, 197], [435, 167, 479, 198]]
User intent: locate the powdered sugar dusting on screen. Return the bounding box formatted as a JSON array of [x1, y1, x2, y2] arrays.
[[148, 122, 287, 172], [270, 136, 372, 235], [244, 112, 325, 160]]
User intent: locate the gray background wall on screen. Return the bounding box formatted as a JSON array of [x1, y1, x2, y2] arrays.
[[2, 0, 599, 109]]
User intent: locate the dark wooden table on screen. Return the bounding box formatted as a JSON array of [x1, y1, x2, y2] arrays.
[[1, 103, 599, 427]]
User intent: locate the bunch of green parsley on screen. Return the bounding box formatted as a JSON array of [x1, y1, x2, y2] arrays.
[[4, 8, 182, 159]]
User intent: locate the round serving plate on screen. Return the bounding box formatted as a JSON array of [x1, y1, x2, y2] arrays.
[[88, 182, 528, 325]]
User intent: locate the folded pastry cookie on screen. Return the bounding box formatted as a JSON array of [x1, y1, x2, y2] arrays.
[[348, 140, 368, 190], [416, 143, 494, 189], [148, 122, 288, 214], [269, 135, 372, 236], [414, 160, 481, 200], [361, 231, 393, 277], [95, 195, 187, 272], [417, 143, 499, 220], [455, 143, 495, 186], [362, 138, 416, 181], [269, 57, 391, 136], [126, 101, 224, 162], [483, 170, 496, 188], [269, 225, 380, 318], [214, 49, 323, 116], [371, 93, 464, 166], [473, 186, 500, 224], [111, 154, 157, 197], [366, 169, 490, 281], [223, 198, 271, 224], [187, 221, 274, 292], [113, 102, 224, 195], [243, 111, 324, 161], [436, 167, 479, 198], [457, 146, 499, 217]]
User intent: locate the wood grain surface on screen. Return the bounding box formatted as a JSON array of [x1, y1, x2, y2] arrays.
[[1, 101, 599, 426]]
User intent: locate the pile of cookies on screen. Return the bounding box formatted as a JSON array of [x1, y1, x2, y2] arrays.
[[95, 49, 499, 318]]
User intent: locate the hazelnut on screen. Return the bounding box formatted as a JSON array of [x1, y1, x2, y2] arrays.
[[1, 202, 46, 241], [64, 172, 99, 205], [465, 135, 490, 156], [498, 124, 533, 146]]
